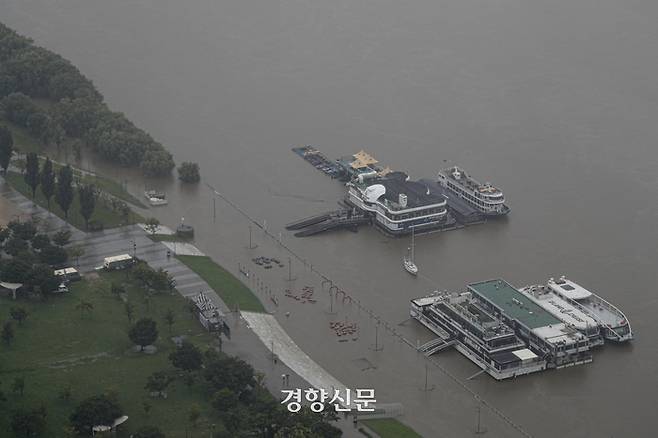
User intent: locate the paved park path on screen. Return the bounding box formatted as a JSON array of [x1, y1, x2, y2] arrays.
[[0, 177, 362, 437]]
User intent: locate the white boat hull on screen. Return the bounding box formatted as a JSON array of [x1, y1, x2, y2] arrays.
[[404, 259, 418, 276]]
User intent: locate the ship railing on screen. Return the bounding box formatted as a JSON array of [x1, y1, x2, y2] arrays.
[[567, 294, 632, 341]]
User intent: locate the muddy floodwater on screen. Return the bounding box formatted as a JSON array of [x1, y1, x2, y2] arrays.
[[3, 1, 658, 436]]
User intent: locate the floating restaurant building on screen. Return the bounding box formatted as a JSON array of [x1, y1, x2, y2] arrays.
[[411, 293, 547, 380], [346, 171, 454, 235], [467, 280, 592, 368]]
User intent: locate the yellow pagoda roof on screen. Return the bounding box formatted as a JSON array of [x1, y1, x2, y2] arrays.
[[350, 150, 378, 169]]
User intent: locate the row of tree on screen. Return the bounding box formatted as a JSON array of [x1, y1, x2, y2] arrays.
[[0, 22, 176, 176], [21, 151, 100, 228]]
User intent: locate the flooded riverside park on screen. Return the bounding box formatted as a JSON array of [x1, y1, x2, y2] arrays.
[[3, 0, 658, 436]]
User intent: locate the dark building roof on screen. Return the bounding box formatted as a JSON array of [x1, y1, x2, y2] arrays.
[[377, 173, 446, 209]]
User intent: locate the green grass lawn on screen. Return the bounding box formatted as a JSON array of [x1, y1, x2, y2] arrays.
[[77, 173, 147, 209], [4, 171, 143, 229], [361, 419, 423, 438], [0, 271, 219, 437], [176, 255, 265, 313]]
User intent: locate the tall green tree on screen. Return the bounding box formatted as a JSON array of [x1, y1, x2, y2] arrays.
[[10, 406, 47, 438], [78, 183, 97, 229], [23, 152, 40, 198], [69, 394, 122, 435], [144, 371, 174, 398], [129, 318, 158, 351], [55, 164, 74, 218], [40, 157, 55, 208], [0, 125, 13, 173], [52, 229, 71, 246], [164, 309, 175, 333], [169, 341, 203, 373]]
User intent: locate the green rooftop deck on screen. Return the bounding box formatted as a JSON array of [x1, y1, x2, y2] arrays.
[[468, 279, 561, 329]]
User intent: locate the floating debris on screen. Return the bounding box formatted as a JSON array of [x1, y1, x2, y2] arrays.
[[252, 256, 285, 270], [284, 286, 316, 304], [329, 321, 358, 337]]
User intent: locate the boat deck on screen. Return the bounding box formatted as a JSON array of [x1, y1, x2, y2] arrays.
[[578, 299, 626, 327], [520, 285, 598, 331]]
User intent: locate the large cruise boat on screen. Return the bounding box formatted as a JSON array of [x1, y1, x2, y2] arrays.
[[437, 166, 510, 216], [411, 292, 546, 380], [520, 284, 604, 347], [546, 277, 633, 343], [346, 171, 453, 235]]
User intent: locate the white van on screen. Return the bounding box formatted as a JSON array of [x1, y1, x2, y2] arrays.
[[53, 267, 82, 282], [103, 254, 135, 271]]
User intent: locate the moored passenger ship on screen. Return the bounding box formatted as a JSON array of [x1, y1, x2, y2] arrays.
[[346, 171, 453, 235], [546, 277, 633, 343], [437, 166, 510, 216], [520, 284, 604, 347]]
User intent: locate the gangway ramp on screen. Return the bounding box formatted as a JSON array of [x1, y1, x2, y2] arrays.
[[418, 337, 455, 356], [285, 212, 332, 230]]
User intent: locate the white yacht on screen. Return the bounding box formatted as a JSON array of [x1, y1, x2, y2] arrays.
[[547, 277, 633, 343], [403, 228, 418, 276], [437, 166, 510, 216], [144, 190, 168, 206]]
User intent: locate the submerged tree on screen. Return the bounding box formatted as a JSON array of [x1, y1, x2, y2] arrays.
[[177, 162, 200, 183]]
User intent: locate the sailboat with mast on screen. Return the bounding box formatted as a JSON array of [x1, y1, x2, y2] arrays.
[[403, 227, 419, 276]]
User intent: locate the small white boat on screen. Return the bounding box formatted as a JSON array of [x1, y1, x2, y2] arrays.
[[144, 190, 168, 206], [404, 255, 418, 276], [403, 227, 419, 276]]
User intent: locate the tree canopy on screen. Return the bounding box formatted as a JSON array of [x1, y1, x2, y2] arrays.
[[69, 394, 122, 435], [78, 183, 97, 229], [40, 157, 55, 208], [0, 124, 12, 172], [0, 23, 175, 176], [55, 165, 74, 218], [177, 162, 200, 183], [129, 318, 158, 350], [169, 341, 203, 373]]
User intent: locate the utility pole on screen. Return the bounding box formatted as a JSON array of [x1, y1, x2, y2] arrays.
[[213, 197, 216, 223], [286, 257, 296, 281], [475, 401, 486, 434], [248, 225, 258, 249], [371, 323, 383, 351], [422, 363, 435, 391]]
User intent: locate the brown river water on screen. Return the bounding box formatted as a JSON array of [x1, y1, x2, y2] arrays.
[[2, 1, 658, 436]]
